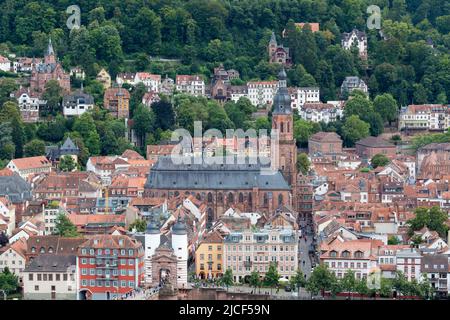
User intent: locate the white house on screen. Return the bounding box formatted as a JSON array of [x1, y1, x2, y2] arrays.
[[7, 156, 52, 180], [289, 87, 320, 111], [0, 197, 15, 237], [0, 237, 27, 284], [247, 81, 278, 107], [23, 254, 77, 300], [341, 29, 368, 59], [0, 55, 11, 72], [176, 75, 205, 97], [62, 90, 94, 117], [134, 73, 161, 92]]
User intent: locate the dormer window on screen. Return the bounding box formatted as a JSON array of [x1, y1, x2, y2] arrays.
[[330, 250, 337, 257], [341, 250, 350, 258], [354, 251, 363, 258]]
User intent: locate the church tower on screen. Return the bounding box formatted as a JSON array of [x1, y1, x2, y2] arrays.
[[272, 68, 297, 188], [45, 38, 56, 65], [268, 32, 277, 59]]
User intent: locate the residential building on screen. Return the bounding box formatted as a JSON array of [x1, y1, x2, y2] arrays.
[[0, 237, 27, 283], [320, 238, 384, 280], [86, 156, 130, 185], [195, 231, 224, 279], [300, 103, 343, 123], [26, 236, 85, 261], [116, 72, 136, 86], [104, 87, 130, 119], [96, 68, 111, 89], [13, 88, 45, 123], [0, 55, 11, 72], [77, 234, 145, 300], [247, 81, 278, 107], [421, 254, 448, 298], [308, 132, 343, 157], [223, 227, 298, 282], [399, 104, 450, 131], [341, 29, 368, 60], [134, 73, 161, 92], [289, 87, 320, 110], [68, 214, 126, 235], [69, 67, 85, 80], [23, 254, 77, 300], [62, 89, 94, 117], [141, 91, 160, 108], [175, 75, 205, 96], [396, 248, 422, 282], [6, 156, 52, 180], [268, 32, 292, 67], [355, 136, 397, 160], [341, 76, 368, 96], [45, 137, 80, 165], [0, 197, 16, 236]]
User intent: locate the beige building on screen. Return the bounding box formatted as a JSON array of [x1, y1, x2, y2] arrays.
[[6, 156, 52, 180], [223, 227, 298, 282], [195, 231, 224, 279], [23, 254, 77, 300], [96, 68, 111, 89]]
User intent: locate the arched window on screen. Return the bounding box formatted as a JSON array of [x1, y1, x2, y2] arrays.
[[248, 193, 252, 205], [278, 194, 283, 206], [354, 251, 364, 258], [341, 250, 350, 258], [196, 193, 201, 201], [280, 122, 284, 133], [218, 193, 223, 202], [263, 193, 269, 206], [330, 250, 337, 257], [207, 208, 214, 229], [31, 247, 36, 253], [174, 191, 180, 197], [40, 247, 45, 254], [287, 122, 290, 133], [48, 247, 54, 254], [207, 193, 213, 203], [239, 193, 244, 203], [227, 193, 234, 204]]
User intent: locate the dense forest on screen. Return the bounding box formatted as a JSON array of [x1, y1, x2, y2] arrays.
[[0, 0, 448, 165], [0, 0, 448, 104]]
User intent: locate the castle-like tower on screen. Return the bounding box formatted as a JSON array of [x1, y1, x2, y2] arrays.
[[171, 217, 188, 288], [272, 68, 297, 189], [144, 217, 188, 289]]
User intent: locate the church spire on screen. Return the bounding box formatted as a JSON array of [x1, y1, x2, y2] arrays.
[[47, 38, 55, 56], [272, 67, 291, 115]]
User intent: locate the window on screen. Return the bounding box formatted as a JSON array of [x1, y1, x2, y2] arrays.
[[35, 285, 39, 291], [56, 274, 60, 281]]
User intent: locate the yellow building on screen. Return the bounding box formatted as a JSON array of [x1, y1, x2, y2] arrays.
[[96, 68, 111, 89], [195, 231, 224, 279]]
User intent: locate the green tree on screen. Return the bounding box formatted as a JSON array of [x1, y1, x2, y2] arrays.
[[54, 213, 79, 237], [355, 278, 369, 300], [305, 264, 336, 298], [379, 278, 393, 298], [340, 270, 357, 300], [294, 119, 321, 147], [290, 269, 306, 296], [388, 236, 401, 245], [42, 80, 63, 116], [407, 206, 449, 238], [220, 268, 234, 291], [341, 115, 370, 147], [263, 262, 280, 294], [129, 219, 147, 232], [374, 94, 398, 125], [132, 104, 155, 148], [297, 153, 310, 175], [371, 154, 390, 168], [152, 99, 176, 131], [59, 155, 77, 172], [249, 270, 261, 293], [0, 267, 19, 295], [24, 139, 46, 157]]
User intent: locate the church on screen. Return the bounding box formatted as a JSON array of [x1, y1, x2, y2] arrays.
[[30, 39, 71, 95], [144, 68, 299, 224]]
